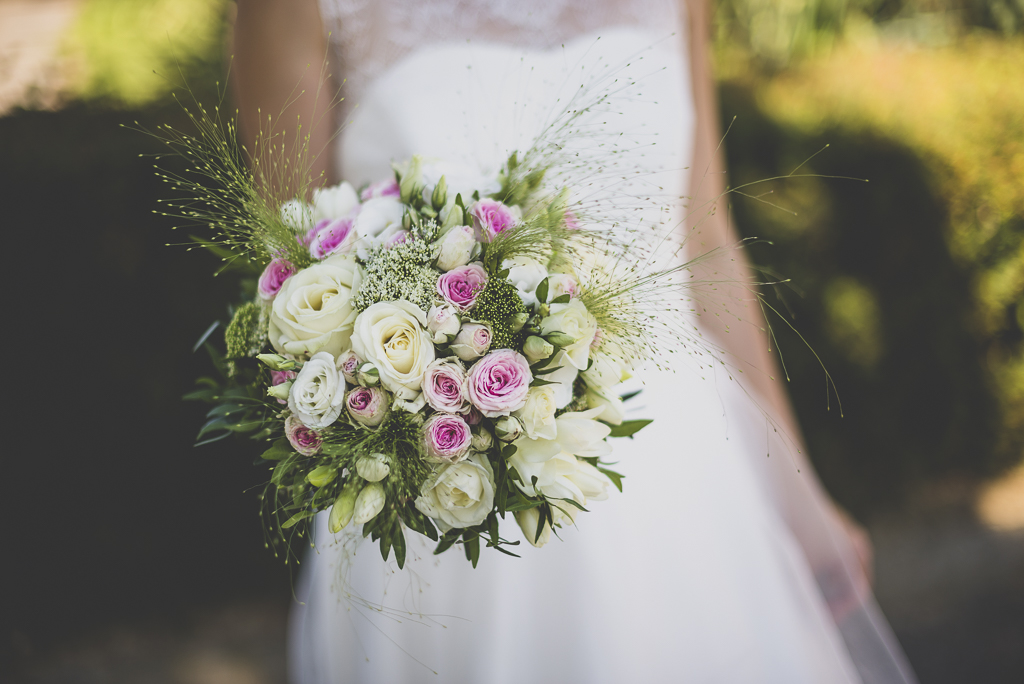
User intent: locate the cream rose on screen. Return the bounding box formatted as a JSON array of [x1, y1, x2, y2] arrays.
[[351, 301, 436, 399], [269, 254, 362, 358], [287, 352, 346, 429], [513, 385, 558, 440], [540, 298, 598, 371], [415, 452, 496, 531]]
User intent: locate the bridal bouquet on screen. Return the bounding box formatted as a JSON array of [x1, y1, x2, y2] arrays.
[[156, 95, 706, 569]]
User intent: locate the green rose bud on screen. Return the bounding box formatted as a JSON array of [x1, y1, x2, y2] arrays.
[[266, 382, 292, 400], [523, 336, 555, 363], [544, 331, 577, 348], [399, 155, 423, 204], [257, 353, 297, 371], [510, 312, 530, 333], [431, 175, 448, 211], [493, 415, 523, 442], [328, 480, 360, 533]]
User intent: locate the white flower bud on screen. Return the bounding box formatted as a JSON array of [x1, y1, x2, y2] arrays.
[[267, 382, 292, 400], [257, 353, 298, 371], [470, 426, 494, 452], [355, 453, 391, 482], [435, 224, 478, 271], [337, 349, 361, 384], [357, 362, 380, 387], [493, 415, 523, 442], [522, 336, 554, 363], [545, 331, 577, 348], [450, 323, 492, 362], [515, 507, 551, 547], [353, 482, 386, 524], [307, 464, 337, 488], [426, 304, 461, 344], [328, 481, 360, 533]]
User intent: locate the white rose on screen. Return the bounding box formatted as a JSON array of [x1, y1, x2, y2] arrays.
[[508, 407, 612, 503], [269, 254, 363, 358], [513, 385, 558, 440], [287, 351, 345, 429], [415, 452, 495, 531], [312, 181, 359, 221], [503, 256, 549, 307], [435, 225, 478, 271], [351, 301, 436, 400], [540, 299, 597, 371], [280, 198, 313, 232]]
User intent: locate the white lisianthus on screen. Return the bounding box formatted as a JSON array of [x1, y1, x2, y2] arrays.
[[508, 407, 612, 503], [280, 198, 313, 232], [287, 352, 346, 429], [503, 256, 549, 306], [415, 452, 495, 531], [269, 254, 363, 358], [513, 385, 559, 440], [351, 301, 435, 399], [540, 299, 598, 371], [312, 181, 359, 221], [435, 225, 478, 271], [585, 386, 626, 425]]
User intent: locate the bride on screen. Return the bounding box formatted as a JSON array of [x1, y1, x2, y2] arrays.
[[231, 1, 918, 682]]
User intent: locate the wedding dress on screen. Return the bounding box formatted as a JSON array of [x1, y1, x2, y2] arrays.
[[289, 1, 918, 682]]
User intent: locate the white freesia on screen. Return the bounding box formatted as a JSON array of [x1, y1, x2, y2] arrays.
[[269, 254, 362, 358], [540, 299, 598, 370], [287, 352, 345, 429], [513, 385, 558, 440], [503, 256, 549, 306], [351, 301, 435, 399], [312, 181, 359, 221], [280, 198, 313, 232], [509, 407, 612, 504], [415, 452, 495, 531], [435, 225, 477, 271]]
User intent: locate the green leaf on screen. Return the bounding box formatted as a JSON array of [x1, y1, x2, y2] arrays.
[[393, 525, 407, 569], [260, 438, 292, 461], [619, 389, 643, 402], [281, 510, 313, 529], [550, 294, 571, 305], [551, 497, 589, 513], [529, 378, 559, 388], [434, 529, 461, 555], [606, 419, 654, 438], [464, 532, 480, 568], [501, 444, 518, 459], [535, 277, 549, 304], [530, 364, 562, 376], [598, 467, 625, 492], [183, 388, 218, 402]]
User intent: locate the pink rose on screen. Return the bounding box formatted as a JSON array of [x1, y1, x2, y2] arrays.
[[422, 358, 469, 413], [285, 414, 322, 456], [466, 349, 533, 417], [437, 262, 488, 311], [346, 386, 389, 427], [422, 413, 472, 463], [309, 217, 355, 260], [360, 178, 400, 201], [450, 323, 491, 362], [471, 199, 517, 241], [258, 258, 296, 300], [270, 370, 296, 405], [337, 349, 361, 385]]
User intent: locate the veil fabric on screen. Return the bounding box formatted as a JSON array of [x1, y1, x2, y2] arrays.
[[288, 2, 918, 682]]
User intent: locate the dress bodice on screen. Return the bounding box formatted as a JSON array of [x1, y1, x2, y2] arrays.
[[318, 0, 682, 117]]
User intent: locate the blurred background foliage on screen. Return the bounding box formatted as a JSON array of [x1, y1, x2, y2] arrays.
[[2, 0, 1022, 679]]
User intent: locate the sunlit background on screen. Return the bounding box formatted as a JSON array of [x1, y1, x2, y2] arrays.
[[3, 0, 1022, 682]]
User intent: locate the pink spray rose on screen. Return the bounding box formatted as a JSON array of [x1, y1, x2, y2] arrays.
[[337, 349, 361, 385], [471, 198, 518, 241], [360, 178, 401, 201], [450, 323, 491, 362], [285, 414, 322, 456], [310, 217, 356, 260], [258, 258, 296, 300], [437, 262, 488, 311], [422, 413, 472, 463], [346, 386, 390, 427], [466, 349, 533, 417], [422, 358, 470, 414], [270, 370, 297, 405]]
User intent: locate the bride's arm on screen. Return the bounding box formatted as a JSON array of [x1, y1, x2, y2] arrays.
[[231, 0, 338, 193], [684, 0, 873, 582]]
